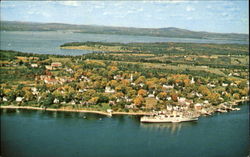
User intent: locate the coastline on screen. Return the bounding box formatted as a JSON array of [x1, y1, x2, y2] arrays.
[[0, 105, 152, 116], [0, 99, 248, 117]]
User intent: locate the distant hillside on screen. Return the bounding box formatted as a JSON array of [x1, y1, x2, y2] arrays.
[[1, 21, 248, 41]]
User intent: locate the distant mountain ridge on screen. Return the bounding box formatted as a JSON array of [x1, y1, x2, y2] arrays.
[[1, 21, 248, 41]]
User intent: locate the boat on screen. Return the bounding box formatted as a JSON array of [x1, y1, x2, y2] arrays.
[[216, 109, 227, 113], [140, 114, 198, 123]]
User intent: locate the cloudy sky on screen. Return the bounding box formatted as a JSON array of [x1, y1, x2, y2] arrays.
[[1, 1, 249, 34]]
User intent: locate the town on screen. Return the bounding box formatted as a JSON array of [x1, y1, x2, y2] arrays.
[[0, 42, 249, 117]]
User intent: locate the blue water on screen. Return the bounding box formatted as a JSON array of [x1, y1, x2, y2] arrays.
[[1, 102, 249, 157], [0, 31, 248, 56]]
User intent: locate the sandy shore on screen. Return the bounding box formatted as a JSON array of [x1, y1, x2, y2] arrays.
[[0, 105, 151, 116]]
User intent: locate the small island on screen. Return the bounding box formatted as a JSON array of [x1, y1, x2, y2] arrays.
[[1, 42, 249, 119]]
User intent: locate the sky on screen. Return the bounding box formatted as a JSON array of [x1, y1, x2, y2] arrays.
[[1, 1, 249, 34]]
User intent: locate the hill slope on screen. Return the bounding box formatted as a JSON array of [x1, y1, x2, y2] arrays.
[[1, 21, 248, 41]]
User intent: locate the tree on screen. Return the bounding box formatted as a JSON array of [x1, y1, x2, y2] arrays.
[[138, 89, 147, 97], [133, 96, 144, 106], [42, 93, 54, 108], [88, 97, 99, 105], [158, 92, 167, 100], [159, 78, 167, 84], [198, 85, 210, 96], [171, 93, 178, 102], [135, 76, 146, 84], [206, 92, 220, 105]]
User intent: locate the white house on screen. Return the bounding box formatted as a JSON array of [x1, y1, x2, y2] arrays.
[[139, 83, 144, 87], [207, 84, 216, 88], [148, 94, 155, 98], [130, 74, 133, 82], [196, 93, 203, 97], [166, 105, 173, 111], [203, 100, 209, 104], [194, 103, 203, 110], [45, 65, 53, 70], [105, 86, 115, 93], [163, 84, 174, 89], [222, 83, 229, 87], [16, 97, 23, 102], [178, 97, 186, 105], [53, 98, 60, 104], [191, 77, 195, 84], [31, 64, 38, 68], [3, 97, 8, 102], [166, 97, 172, 101]]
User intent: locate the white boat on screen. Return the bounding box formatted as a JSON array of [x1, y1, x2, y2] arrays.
[[140, 114, 198, 123]]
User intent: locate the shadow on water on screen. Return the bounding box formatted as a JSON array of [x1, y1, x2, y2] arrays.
[[140, 121, 198, 135]]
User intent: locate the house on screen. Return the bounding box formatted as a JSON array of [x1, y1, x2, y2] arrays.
[[44, 78, 58, 84], [3, 97, 8, 102], [66, 68, 74, 73], [194, 103, 203, 110], [203, 100, 209, 104], [69, 101, 76, 105], [148, 94, 155, 98], [31, 64, 38, 68], [173, 106, 179, 111], [79, 89, 84, 92], [130, 74, 133, 82], [196, 93, 203, 97], [185, 100, 193, 106], [39, 75, 51, 80], [139, 83, 144, 87], [124, 96, 132, 102], [230, 83, 237, 87], [207, 83, 216, 88], [113, 75, 123, 80], [131, 83, 136, 86], [222, 83, 229, 87], [53, 98, 60, 104], [233, 73, 240, 76], [45, 65, 53, 70], [166, 97, 172, 101], [163, 84, 174, 89], [109, 101, 116, 106], [105, 87, 115, 93], [166, 105, 173, 111], [31, 87, 39, 95], [125, 104, 136, 109], [107, 109, 113, 113], [190, 77, 195, 84], [16, 97, 23, 102], [81, 76, 91, 82], [178, 97, 186, 105], [116, 99, 121, 102], [51, 62, 62, 67]]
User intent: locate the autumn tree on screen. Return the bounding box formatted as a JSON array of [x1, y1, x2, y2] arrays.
[[157, 92, 167, 100], [138, 89, 147, 97], [133, 96, 144, 106]]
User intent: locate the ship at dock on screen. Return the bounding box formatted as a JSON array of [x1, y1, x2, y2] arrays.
[[140, 111, 199, 123]]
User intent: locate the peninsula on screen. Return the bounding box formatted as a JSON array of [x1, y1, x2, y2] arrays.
[[0, 41, 249, 118]]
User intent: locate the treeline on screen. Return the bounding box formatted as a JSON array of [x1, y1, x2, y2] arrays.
[[0, 50, 76, 61], [60, 41, 249, 55]]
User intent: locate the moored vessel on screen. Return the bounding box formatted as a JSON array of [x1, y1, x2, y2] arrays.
[[140, 114, 198, 123]]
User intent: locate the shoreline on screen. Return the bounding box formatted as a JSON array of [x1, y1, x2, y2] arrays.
[[0, 106, 152, 116], [0, 99, 248, 117]]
